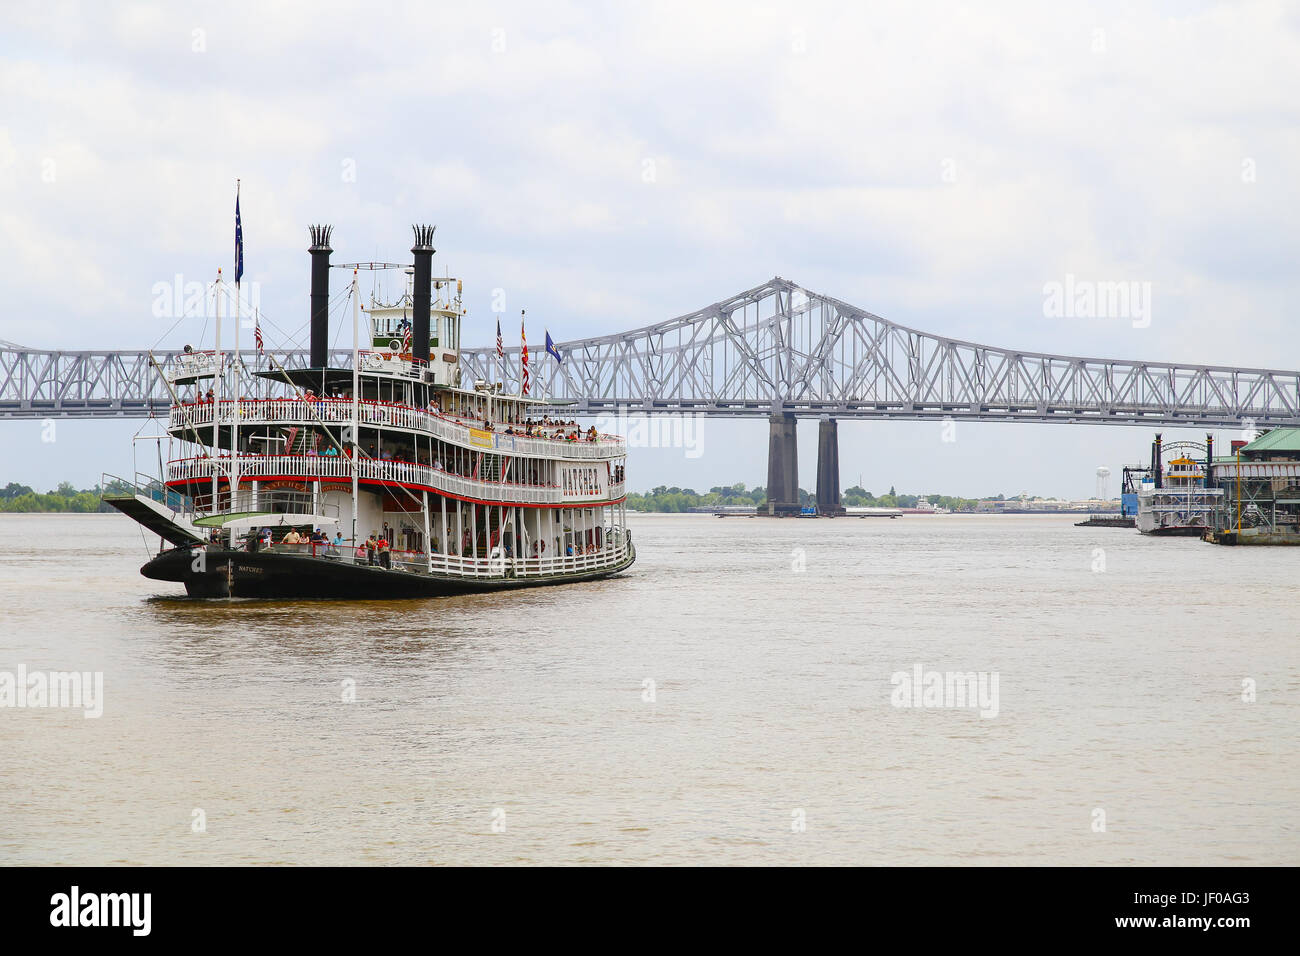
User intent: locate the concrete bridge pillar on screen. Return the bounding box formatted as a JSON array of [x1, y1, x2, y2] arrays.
[[816, 416, 846, 516], [761, 412, 801, 515]]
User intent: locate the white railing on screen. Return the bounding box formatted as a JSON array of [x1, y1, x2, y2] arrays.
[[218, 536, 635, 580], [168, 351, 219, 381], [169, 399, 626, 460], [167, 454, 622, 505], [357, 350, 424, 378]]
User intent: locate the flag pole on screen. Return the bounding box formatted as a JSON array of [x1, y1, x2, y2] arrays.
[[232, 179, 241, 499], [519, 309, 528, 399], [351, 268, 360, 550], [212, 266, 222, 516]]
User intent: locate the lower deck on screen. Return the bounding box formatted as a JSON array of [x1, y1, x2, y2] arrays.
[[145, 533, 635, 599]]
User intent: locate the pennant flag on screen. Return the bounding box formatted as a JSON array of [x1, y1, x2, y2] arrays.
[[254, 311, 264, 352], [545, 330, 562, 364], [520, 314, 530, 396], [234, 182, 244, 286]]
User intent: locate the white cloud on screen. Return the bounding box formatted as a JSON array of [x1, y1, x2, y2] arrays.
[[2, 0, 1299, 494]]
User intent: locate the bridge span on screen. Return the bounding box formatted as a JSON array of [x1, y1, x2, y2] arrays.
[[3, 277, 1298, 514]]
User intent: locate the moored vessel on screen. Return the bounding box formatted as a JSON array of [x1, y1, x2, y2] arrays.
[[1135, 434, 1222, 536]]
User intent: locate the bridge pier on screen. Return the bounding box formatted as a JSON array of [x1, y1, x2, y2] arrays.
[[816, 416, 846, 516], [760, 412, 801, 515]]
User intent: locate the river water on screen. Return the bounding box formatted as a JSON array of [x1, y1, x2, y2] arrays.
[[0, 512, 1295, 865]]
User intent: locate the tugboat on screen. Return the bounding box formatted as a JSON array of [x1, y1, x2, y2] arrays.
[[106, 224, 634, 597]]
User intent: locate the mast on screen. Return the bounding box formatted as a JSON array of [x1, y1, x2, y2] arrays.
[[212, 267, 222, 513], [231, 180, 241, 500], [351, 269, 360, 548]]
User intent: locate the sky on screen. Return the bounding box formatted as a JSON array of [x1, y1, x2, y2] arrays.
[[2, 0, 1298, 498]]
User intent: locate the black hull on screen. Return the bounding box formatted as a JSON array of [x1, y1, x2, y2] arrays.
[[1074, 517, 1136, 527], [142, 546, 635, 599]]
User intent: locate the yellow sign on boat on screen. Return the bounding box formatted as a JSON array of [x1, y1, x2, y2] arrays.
[[469, 428, 494, 448]]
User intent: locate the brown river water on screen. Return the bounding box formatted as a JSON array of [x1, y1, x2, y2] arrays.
[[0, 512, 1296, 865]]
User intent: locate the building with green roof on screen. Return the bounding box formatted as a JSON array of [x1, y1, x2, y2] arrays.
[[1239, 427, 1300, 460], [1207, 427, 1300, 544]]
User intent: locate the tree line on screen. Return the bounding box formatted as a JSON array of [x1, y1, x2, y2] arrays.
[[4, 478, 991, 514], [625, 483, 984, 512], [0, 480, 134, 513]]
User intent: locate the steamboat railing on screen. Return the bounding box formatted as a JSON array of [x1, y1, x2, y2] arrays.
[[168, 398, 626, 460], [167, 454, 622, 506], [210, 530, 634, 580]]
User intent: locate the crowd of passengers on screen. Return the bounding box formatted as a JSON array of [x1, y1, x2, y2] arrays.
[[501, 418, 600, 443]]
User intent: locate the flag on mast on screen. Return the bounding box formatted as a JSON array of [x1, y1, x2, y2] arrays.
[[254, 311, 264, 352], [520, 312, 530, 396], [234, 183, 244, 287], [496, 318, 504, 385], [545, 330, 562, 364]]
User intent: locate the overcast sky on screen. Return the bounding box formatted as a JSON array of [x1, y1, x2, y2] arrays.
[[2, 1, 1298, 497]]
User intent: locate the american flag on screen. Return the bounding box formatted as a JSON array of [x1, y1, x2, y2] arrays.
[[254, 311, 263, 352], [402, 323, 412, 352], [520, 316, 530, 396], [496, 318, 503, 362]]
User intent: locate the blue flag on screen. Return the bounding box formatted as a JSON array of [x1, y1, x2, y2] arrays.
[[545, 330, 562, 364], [234, 185, 244, 286]]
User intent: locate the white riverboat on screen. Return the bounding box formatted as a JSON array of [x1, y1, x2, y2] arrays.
[[107, 224, 634, 597], [1136, 439, 1222, 536]]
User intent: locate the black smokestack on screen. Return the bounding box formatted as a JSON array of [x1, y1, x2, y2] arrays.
[[308, 225, 333, 368], [410, 225, 436, 363], [1154, 432, 1163, 489], [1205, 434, 1214, 488]]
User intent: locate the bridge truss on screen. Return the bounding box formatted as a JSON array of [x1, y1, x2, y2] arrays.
[[3, 278, 1299, 428]]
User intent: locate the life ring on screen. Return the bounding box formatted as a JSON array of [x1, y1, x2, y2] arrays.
[[365, 354, 383, 369]]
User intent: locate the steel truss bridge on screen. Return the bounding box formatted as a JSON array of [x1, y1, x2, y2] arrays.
[[4, 277, 1298, 512]]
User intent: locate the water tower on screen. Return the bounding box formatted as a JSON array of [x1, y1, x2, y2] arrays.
[[1095, 466, 1111, 501]]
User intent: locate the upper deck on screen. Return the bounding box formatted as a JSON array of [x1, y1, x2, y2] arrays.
[[168, 396, 626, 460]]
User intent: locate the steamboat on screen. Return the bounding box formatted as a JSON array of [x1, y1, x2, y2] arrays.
[[1134, 434, 1223, 537], [107, 224, 635, 598]]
